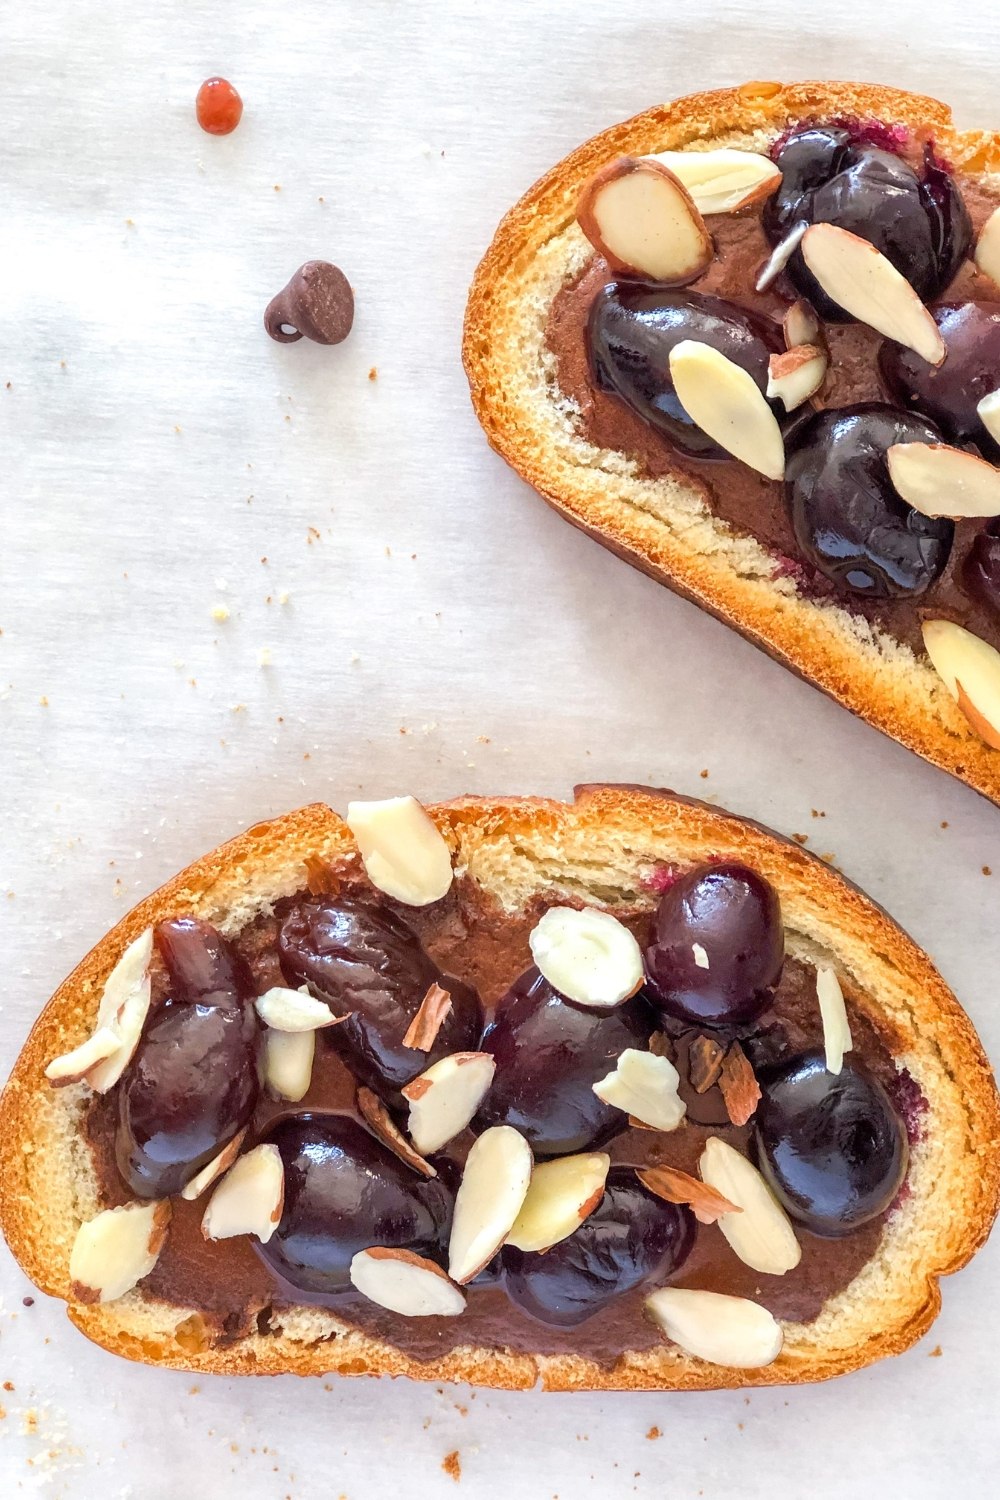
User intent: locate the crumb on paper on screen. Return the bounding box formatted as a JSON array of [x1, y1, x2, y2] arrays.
[[792, 833, 808, 845], [39, 696, 48, 707], [258, 648, 272, 668], [940, 820, 949, 828], [442, 1450, 461, 1482], [645, 1426, 661, 1440], [211, 604, 230, 622], [307, 527, 321, 545], [699, 769, 709, 779], [811, 808, 826, 818], [368, 366, 378, 381], [929, 1344, 943, 1357], [984, 866, 992, 876]]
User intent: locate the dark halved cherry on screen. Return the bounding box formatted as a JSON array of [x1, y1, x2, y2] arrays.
[[473, 969, 654, 1156], [643, 863, 783, 1029], [785, 403, 953, 597], [115, 918, 259, 1198], [588, 283, 785, 458], [879, 302, 1000, 461], [964, 522, 1000, 613], [754, 1051, 908, 1236], [501, 1168, 694, 1327]]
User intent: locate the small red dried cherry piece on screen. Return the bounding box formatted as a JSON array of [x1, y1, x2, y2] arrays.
[[196, 77, 243, 136]]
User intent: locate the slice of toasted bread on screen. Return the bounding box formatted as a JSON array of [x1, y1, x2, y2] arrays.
[[1, 785, 997, 1389], [463, 81, 1000, 805]]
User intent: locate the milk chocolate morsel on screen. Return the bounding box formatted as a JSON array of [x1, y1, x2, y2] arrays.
[[264, 261, 354, 345]]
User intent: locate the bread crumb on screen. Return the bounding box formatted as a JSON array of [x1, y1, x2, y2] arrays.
[[368, 366, 378, 381], [211, 604, 230, 623], [792, 833, 808, 844], [258, 647, 272, 668], [983, 866, 992, 876], [442, 1451, 461, 1482], [940, 820, 949, 828], [811, 808, 826, 818], [929, 1344, 943, 1357], [699, 769, 709, 779], [645, 1425, 661, 1440], [39, 696, 48, 706]]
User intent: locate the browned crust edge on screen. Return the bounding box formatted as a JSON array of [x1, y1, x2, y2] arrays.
[[461, 79, 1000, 806]]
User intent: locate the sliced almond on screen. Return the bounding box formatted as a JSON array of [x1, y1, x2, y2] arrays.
[[800, 223, 945, 365], [254, 985, 339, 1032], [974, 206, 1000, 286], [357, 1086, 437, 1178], [886, 442, 1000, 519], [977, 389, 1000, 445], [766, 344, 827, 411], [304, 853, 342, 897], [350, 1247, 465, 1317], [755, 220, 808, 291], [699, 1136, 800, 1275], [507, 1152, 610, 1252], [45, 1026, 122, 1086], [636, 1164, 740, 1225], [577, 156, 713, 284], [645, 1287, 783, 1368], [922, 619, 1000, 749], [593, 1048, 686, 1132], [81, 927, 154, 1093], [717, 1042, 761, 1127], [346, 795, 453, 907], [783, 298, 823, 352], [816, 966, 853, 1076], [644, 148, 781, 215], [201, 1143, 284, 1245], [688, 1034, 725, 1094], [69, 1200, 170, 1304], [447, 1125, 533, 1284], [402, 1051, 496, 1156], [528, 905, 644, 1010], [180, 1129, 249, 1201], [263, 1027, 315, 1102], [668, 340, 785, 480], [402, 981, 453, 1051]]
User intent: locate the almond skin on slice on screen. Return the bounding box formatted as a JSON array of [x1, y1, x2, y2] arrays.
[[668, 339, 785, 480], [644, 148, 780, 215], [528, 906, 644, 1010], [699, 1136, 801, 1275], [357, 1086, 437, 1178], [201, 1143, 284, 1245], [688, 1034, 725, 1094], [636, 1164, 740, 1225], [577, 156, 713, 284], [800, 223, 945, 365], [254, 985, 339, 1032], [350, 1248, 466, 1317], [974, 206, 1000, 286], [977, 389, 1000, 445], [402, 981, 453, 1051], [756, 220, 808, 292], [886, 442, 1000, 519], [403, 1051, 496, 1156], [69, 1200, 171, 1304], [645, 1287, 783, 1368], [263, 1027, 315, 1102], [45, 1026, 122, 1086], [593, 1048, 686, 1131], [766, 344, 827, 411], [346, 795, 453, 907], [816, 966, 853, 1076], [506, 1152, 611, 1252], [783, 298, 824, 352], [717, 1042, 761, 1127], [180, 1128, 249, 1201], [77, 926, 154, 1093], [922, 619, 1000, 749], [447, 1125, 533, 1284]]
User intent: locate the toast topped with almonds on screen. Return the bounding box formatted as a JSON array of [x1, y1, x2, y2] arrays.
[[1, 785, 997, 1390], [464, 82, 1000, 804]]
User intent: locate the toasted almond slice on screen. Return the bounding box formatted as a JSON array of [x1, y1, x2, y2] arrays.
[[801, 223, 945, 365], [254, 985, 338, 1032], [816, 966, 854, 1076], [593, 1048, 686, 1132], [82, 927, 154, 1093], [350, 1247, 466, 1317], [669, 340, 785, 479], [974, 206, 1000, 285], [201, 1144, 284, 1244], [766, 344, 827, 411], [645, 1287, 783, 1368], [699, 1136, 800, 1275], [977, 389, 1000, 445], [577, 156, 713, 284], [346, 795, 453, 907], [717, 1042, 761, 1127], [403, 1051, 496, 1156], [783, 298, 823, 351], [263, 1028, 315, 1102], [887, 442, 1000, 519], [755, 221, 807, 291], [402, 981, 453, 1051], [636, 1164, 740, 1225], [644, 148, 781, 215], [922, 619, 1000, 749], [688, 1033, 725, 1093], [447, 1125, 533, 1284], [69, 1200, 170, 1304], [507, 1152, 610, 1252], [357, 1086, 437, 1178], [180, 1128, 249, 1201], [528, 906, 644, 1010], [45, 1026, 122, 1086]]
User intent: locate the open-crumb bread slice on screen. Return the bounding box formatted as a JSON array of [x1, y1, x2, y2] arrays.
[[1, 784, 998, 1389], [463, 81, 1000, 805]]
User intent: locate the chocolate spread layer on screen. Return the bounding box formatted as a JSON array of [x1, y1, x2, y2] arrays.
[[546, 175, 1000, 659], [83, 877, 919, 1368]]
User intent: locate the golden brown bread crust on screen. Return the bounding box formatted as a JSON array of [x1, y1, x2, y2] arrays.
[[1, 785, 998, 1389], [462, 81, 1000, 806]]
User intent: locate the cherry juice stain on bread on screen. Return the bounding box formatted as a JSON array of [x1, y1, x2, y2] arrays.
[[1, 788, 997, 1390], [463, 82, 1000, 805]]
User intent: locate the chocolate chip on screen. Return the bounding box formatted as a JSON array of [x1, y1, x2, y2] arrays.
[[264, 262, 354, 346]]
